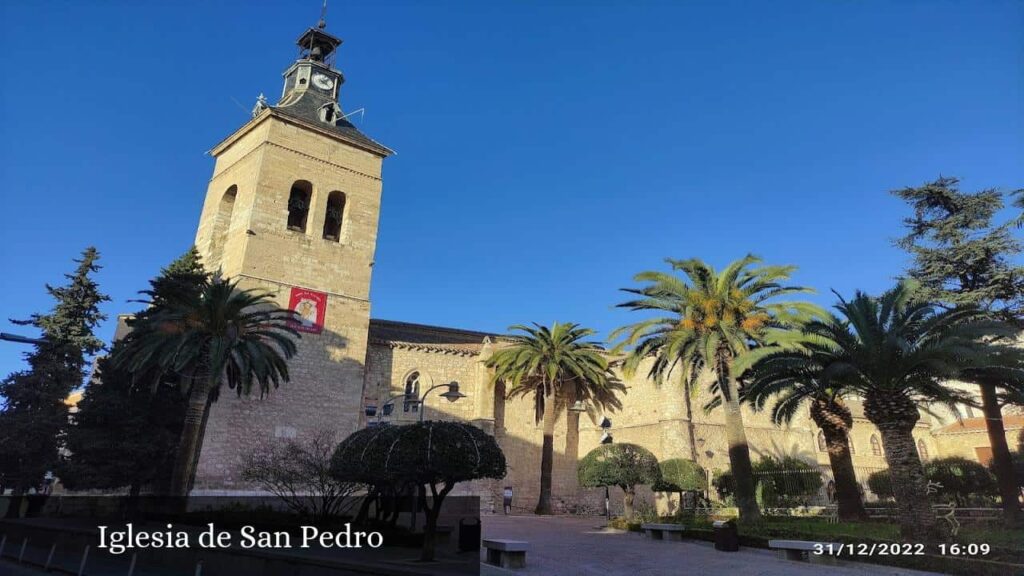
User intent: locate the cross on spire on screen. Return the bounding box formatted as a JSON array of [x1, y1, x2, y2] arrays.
[[318, 0, 328, 30]]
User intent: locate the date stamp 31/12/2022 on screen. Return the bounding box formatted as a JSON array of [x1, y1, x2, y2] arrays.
[[814, 543, 992, 557]]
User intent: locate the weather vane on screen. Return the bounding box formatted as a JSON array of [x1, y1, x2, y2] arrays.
[[318, 0, 328, 29]]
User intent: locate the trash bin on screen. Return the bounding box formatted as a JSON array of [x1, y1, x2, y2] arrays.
[[712, 519, 739, 552], [458, 518, 481, 552]]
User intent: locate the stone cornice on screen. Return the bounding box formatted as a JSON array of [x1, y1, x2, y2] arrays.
[[210, 138, 381, 185], [208, 111, 384, 183], [369, 339, 482, 357], [264, 141, 381, 181], [210, 108, 391, 159]]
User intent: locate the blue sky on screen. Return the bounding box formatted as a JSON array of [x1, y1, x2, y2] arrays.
[[1, 0, 1021, 377]]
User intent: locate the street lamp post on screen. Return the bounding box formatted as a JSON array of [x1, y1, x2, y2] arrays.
[[0, 333, 46, 345], [417, 381, 466, 422], [567, 400, 615, 520], [365, 392, 413, 424], [362, 381, 465, 532], [364, 381, 465, 425], [599, 416, 613, 520]]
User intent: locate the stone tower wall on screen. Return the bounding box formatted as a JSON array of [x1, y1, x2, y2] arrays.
[[192, 112, 385, 490]]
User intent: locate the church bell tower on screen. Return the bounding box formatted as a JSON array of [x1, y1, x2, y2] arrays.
[[192, 18, 392, 489]]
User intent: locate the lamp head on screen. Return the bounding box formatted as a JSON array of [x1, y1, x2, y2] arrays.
[[440, 381, 466, 402]]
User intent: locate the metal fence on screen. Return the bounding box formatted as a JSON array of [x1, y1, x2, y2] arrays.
[[704, 460, 1010, 521]]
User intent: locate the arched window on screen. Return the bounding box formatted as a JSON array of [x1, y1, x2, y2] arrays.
[[211, 185, 237, 265], [403, 371, 421, 413], [917, 439, 929, 461], [870, 434, 882, 456], [817, 430, 827, 452], [322, 191, 346, 241], [287, 180, 313, 232]]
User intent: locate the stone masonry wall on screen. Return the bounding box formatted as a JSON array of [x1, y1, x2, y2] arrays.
[[192, 112, 386, 490]]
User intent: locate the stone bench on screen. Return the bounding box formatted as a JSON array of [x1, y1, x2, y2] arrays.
[[640, 523, 685, 541], [483, 539, 528, 569], [768, 540, 840, 565]]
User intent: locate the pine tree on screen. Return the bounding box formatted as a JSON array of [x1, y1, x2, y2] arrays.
[[140, 246, 208, 310], [0, 247, 108, 492], [58, 353, 184, 495], [893, 176, 1024, 526], [60, 247, 206, 495], [124, 246, 210, 394]]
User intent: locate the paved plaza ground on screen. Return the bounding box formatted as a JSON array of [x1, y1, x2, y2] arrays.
[[480, 515, 941, 576]]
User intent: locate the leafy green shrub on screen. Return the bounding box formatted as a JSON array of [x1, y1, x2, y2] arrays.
[[714, 457, 822, 507], [866, 469, 893, 500], [925, 456, 997, 504], [867, 458, 997, 504], [634, 498, 659, 523], [653, 458, 707, 492], [578, 443, 661, 520], [751, 456, 823, 506], [712, 469, 735, 502]]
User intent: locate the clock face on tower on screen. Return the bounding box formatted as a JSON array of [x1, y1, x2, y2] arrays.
[[312, 73, 335, 90]]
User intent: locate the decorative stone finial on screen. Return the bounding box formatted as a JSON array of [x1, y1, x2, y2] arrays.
[[251, 93, 268, 117]]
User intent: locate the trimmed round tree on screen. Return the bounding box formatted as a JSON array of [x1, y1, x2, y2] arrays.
[[578, 443, 661, 521], [332, 421, 506, 561], [924, 457, 998, 505], [866, 470, 893, 500], [652, 459, 706, 511]]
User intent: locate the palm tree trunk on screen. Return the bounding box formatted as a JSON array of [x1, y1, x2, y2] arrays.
[[864, 393, 938, 541], [875, 426, 938, 540], [565, 388, 581, 469], [536, 390, 557, 515], [718, 352, 761, 521], [810, 398, 867, 521], [979, 381, 1020, 526], [168, 382, 210, 497], [683, 378, 699, 462], [186, 393, 215, 493], [683, 379, 701, 511]]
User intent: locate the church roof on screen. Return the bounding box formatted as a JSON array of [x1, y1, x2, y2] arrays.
[[272, 96, 393, 157], [936, 414, 1024, 435], [368, 319, 497, 355]]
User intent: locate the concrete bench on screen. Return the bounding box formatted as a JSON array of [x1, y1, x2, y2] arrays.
[[483, 539, 528, 569], [640, 523, 685, 541], [768, 540, 839, 565]]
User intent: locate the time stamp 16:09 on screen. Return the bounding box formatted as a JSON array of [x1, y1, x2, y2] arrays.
[[814, 543, 991, 557]]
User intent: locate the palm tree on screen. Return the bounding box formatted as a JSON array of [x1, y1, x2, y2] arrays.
[[777, 281, 1020, 540], [741, 335, 868, 521], [612, 255, 822, 521], [486, 322, 623, 515], [113, 278, 299, 496]]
